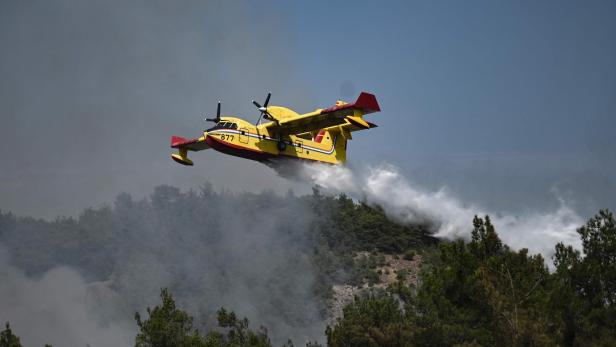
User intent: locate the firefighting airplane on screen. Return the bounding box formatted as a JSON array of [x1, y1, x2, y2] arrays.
[[170, 92, 380, 167]]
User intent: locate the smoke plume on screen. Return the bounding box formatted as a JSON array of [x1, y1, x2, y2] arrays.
[[0, 186, 326, 346], [0, 246, 134, 347]]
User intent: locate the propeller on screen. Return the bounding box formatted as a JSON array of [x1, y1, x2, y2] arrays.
[[252, 92, 272, 125], [205, 101, 221, 123]]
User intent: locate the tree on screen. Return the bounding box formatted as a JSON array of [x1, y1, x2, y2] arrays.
[[0, 322, 22, 347], [469, 215, 503, 260], [134, 288, 274, 347], [411, 216, 552, 346], [134, 288, 205, 347], [551, 209, 616, 346], [214, 308, 271, 347], [326, 295, 414, 347], [577, 210, 616, 306]]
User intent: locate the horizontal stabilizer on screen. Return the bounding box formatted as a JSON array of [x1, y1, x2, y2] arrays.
[[170, 135, 210, 151], [170, 135, 209, 166], [346, 116, 371, 129]]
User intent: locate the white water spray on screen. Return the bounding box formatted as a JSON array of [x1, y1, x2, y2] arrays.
[[301, 163, 583, 261]]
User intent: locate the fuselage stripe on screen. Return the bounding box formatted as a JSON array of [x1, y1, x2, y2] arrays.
[[207, 129, 336, 155]]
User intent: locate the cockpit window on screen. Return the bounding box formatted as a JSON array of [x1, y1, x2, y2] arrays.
[[207, 122, 237, 131]]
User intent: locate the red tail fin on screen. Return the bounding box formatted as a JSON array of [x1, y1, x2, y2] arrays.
[[354, 92, 381, 113]]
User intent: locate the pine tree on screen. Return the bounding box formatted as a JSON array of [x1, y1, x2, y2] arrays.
[[0, 322, 23, 347], [551, 209, 616, 346], [134, 288, 205, 347]]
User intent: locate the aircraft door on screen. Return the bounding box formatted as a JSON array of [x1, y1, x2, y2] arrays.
[[239, 128, 249, 144]]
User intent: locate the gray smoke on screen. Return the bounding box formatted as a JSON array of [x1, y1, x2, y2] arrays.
[[0, 185, 326, 346], [0, 246, 134, 346], [111, 187, 326, 345], [0, 0, 312, 219]]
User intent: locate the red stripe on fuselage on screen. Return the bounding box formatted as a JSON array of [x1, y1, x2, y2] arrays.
[[206, 135, 273, 162]]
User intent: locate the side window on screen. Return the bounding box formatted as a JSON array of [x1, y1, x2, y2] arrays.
[[230, 123, 237, 129]]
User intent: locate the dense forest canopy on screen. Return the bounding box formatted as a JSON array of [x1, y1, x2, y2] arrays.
[[0, 184, 614, 346]]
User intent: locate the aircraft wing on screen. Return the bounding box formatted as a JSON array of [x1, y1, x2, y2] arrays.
[[265, 92, 380, 135], [170, 135, 209, 165]]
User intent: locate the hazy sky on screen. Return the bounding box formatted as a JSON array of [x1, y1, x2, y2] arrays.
[[1, 0, 614, 218]]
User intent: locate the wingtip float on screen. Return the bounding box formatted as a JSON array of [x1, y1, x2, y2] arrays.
[[170, 92, 381, 167]]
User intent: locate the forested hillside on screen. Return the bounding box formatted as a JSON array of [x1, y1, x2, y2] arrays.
[[0, 185, 614, 346], [0, 184, 434, 345], [327, 211, 616, 346]]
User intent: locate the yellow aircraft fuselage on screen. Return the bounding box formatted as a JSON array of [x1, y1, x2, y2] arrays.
[[204, 117, 344, 164]]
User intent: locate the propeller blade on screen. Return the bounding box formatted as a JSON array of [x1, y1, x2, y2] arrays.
[[253, 93, 272, 125], [264, 92, 271, 107], [217, 101, 221, 118]]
